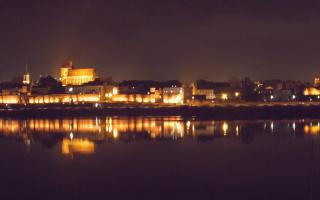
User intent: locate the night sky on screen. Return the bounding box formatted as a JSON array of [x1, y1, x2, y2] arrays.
[[1, 0, 320, 82]]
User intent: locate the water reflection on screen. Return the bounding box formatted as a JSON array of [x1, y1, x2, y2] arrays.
[[61, 139, 95, 156], [0, 117, 317, 157]]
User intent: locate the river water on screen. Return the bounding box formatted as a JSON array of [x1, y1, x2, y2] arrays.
[[0, 117, 319, 199]]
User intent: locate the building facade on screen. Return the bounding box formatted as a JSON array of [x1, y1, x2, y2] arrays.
[[60, 60, 96, 86], [191, 80, 215, 100], [162, 87, 184, 104]]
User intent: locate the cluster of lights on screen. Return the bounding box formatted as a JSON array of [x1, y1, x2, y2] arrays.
[[221, 93, 228, 100]]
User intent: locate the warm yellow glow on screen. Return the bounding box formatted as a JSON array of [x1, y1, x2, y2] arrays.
[[28, 94, 101, 104], [60, 65, 96, 86], [304, 87, 320, 96], [0, 95, 20, 104], [136, 96, 143, 102], [113, 128, 119, 138], [112, 94, 127, 102], [163, 94, 183, 104], [0, 117, 189, 140], [235, 125, 239, 136], [235, 92, 240, 97], [222, 93, 228, 100], [112, 94, 157, 103], [112, 87, 119, 95], [150, 87, 156, 93], [61, 139, 95, 155], [222, 122, 228, 135], [304, 124, 320, 135], [186, 121, 191, 129], [23, 73, 30, 85]]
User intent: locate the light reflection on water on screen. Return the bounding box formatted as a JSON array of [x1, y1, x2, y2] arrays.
[[0, 117, 318, 157], [2, 117, 320, 199]]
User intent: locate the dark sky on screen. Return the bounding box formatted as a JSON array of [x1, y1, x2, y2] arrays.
[[1, 0, 320, 82]]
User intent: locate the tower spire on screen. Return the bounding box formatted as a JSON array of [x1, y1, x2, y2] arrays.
[[23, 64, 30, 85]]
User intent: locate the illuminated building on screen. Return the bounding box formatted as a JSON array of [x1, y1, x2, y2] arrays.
[[162, 87, 184, 104], [105, 86, 119, 101], [112, 93, 157, 103], [115, 80, 184, 104], [60, 60, 96, 86], [192, 80, 215, 100], [0, 95, 20, 104], [192, 80, 240, 101], [303, 87, 320, 96], [28, 93, 100, 104], [111, 86, 184, 104], [22, 69, 30, 85], [65, 79, 107, 101]]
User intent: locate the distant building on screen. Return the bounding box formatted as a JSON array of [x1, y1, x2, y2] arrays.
[[191, 80, 240, 101], [0, 95, 20, 104], [162, 87, 184, 104], [304, 87, 320, 96], [262, 79, 283, 90], [28, 93, 101, 104], [22, 70, 30, 85], [209, 82, 240, 101], [111, 80, 154, 103], [60, 60, 96, 86], [112, 80, 184, 104], [191, 80, 215, 100], [0, 77, 27, 104]]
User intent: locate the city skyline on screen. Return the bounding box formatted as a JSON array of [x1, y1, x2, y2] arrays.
[[3, 2, 320, 200], [0, 59, 317, 84], [1, 0, 320, 82]]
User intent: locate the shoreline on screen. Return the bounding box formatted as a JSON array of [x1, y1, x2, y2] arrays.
[[1, 103, 320, 119]]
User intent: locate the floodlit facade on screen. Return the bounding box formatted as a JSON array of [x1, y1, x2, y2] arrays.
[[112, 93, 157, 103], [192, 88, 215, 100], [28, 94, 101, 104], [0, 95, 20, 104], [191, 81, 215, 100], [111, 86, 184, 104], [23, 73, 30, 85], [304, 87, 320, 96], [162, 87, 184, 104], [105, 86, 119, 101], [60, 60, 96, 86]]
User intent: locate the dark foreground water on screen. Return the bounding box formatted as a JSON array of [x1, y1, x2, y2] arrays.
[[0, 117, 320, 200]]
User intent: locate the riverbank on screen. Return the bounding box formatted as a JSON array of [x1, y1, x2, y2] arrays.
[[1, 102, 320, 119]]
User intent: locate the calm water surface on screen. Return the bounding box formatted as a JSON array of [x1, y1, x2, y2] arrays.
[[0, 117, 320, 200]]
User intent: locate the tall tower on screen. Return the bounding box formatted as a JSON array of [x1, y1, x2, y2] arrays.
[[23, 64, 30, 85]]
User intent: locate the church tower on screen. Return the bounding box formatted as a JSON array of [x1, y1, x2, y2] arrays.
[[23, 64, 30, 85]]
